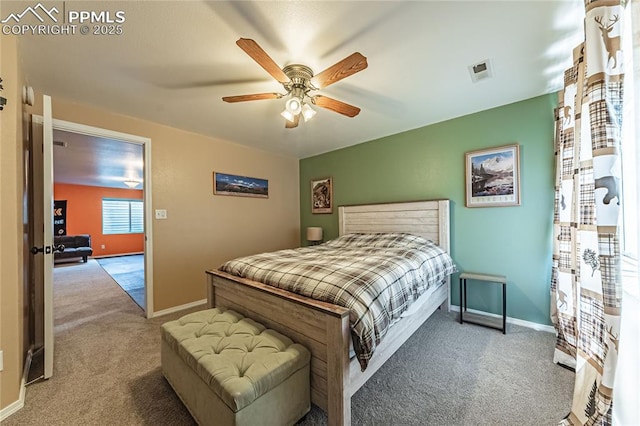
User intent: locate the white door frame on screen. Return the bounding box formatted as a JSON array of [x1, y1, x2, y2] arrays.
[[42, 96, 54, 378], [32, 115, 155, 318]]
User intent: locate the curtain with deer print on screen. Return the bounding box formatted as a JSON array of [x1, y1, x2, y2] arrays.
[[550, 1, 625, 425]]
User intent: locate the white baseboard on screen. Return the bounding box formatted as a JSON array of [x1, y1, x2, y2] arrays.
[[151, 299, 207, 318], [91, 252, 144, 259], [450, 305, 556, 333], [0, 386, 25, 422], [0, 350, 30, 422]]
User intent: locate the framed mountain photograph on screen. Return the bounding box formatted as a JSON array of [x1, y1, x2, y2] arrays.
[[213, 172, 268, 198], [465, 144, 520, 207]]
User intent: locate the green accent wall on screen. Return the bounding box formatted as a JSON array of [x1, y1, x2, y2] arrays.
[[299, 94, 558, 326]]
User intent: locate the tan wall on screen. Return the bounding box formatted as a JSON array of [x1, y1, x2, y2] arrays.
[[0, 34, 25, 410], [44, 98, 301, 311], [1, 35, 299, 412]]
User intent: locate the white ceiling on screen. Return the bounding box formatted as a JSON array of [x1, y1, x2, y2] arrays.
[[52, 129, 143, 189], [10, 0, 584, 166]]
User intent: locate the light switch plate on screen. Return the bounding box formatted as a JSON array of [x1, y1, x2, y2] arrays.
[[155, 209, 167, 220]]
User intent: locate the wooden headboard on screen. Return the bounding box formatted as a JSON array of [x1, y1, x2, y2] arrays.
[[338, 199, 450, 253]]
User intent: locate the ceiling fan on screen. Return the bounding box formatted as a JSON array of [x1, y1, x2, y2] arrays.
[[222, 38, 368, 129]]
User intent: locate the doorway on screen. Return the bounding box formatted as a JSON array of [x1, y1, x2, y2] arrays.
[[52, 128, 148, 310], [28, 115, 154, 383], [43, 119, 154, 315]]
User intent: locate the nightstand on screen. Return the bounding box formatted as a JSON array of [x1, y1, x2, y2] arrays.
[[459, 272, 507, 334]]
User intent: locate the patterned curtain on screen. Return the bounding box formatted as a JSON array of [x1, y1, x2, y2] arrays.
[[550, 0, 625, 425]]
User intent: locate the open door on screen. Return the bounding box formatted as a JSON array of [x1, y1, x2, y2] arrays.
[[29, 98, 154, 383], [30, 94, 55, 379]]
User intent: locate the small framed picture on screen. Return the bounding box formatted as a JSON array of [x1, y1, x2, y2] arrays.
[[465, 144, 520, 207], [311, 177, 333, 214]]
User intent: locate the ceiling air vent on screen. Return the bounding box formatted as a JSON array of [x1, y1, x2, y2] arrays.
[[468, 59, 493, 83]]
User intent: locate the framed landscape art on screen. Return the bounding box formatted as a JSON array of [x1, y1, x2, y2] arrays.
[[465, 144, 520, 207], [213, 172, 268, 198]]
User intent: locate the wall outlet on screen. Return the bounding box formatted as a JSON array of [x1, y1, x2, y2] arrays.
[[155, 209, 167, 220], [101, 244, 105, 249], [0, 350, 4, 372]]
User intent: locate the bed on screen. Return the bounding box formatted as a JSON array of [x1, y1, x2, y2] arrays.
[[206, 200, 453, 426]]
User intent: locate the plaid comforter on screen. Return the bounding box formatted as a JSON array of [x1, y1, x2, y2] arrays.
[[220, 233, 456, 370]]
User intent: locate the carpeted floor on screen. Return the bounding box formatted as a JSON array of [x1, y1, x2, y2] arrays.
[[97, 254, 145, 309], [5, 260, 574, 425]]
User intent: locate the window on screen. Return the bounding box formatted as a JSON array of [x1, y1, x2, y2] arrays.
[[102, 198, 144, 235], [620, 3, 639, 299], [621, 4, 638, 263]]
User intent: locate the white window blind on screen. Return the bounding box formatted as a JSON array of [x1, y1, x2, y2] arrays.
[[102, 199, 144, 235]]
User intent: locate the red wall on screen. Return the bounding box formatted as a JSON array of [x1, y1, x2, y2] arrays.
[[54, 183, 144, 256]]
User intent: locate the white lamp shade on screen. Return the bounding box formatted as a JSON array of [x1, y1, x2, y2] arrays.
[[306, 226, 323, 242], [285, 97, 302, 115], [301, 103, 316, 122], [281, 109, 296, 122]]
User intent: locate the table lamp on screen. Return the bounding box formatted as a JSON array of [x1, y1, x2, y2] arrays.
[[306, 227, 323, 245]]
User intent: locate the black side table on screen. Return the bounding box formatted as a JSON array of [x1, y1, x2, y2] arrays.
[[459, 272, 507, 334]]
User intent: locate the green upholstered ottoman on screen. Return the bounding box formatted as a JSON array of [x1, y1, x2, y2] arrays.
[[161, 308, 311, 426]]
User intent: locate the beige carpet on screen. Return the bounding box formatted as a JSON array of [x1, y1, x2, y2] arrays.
[[4, 259, 197, 426], [4, 260, 574, 425]]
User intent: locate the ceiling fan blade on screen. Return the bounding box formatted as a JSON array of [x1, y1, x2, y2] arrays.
[[313, 95, 361, 117], [222, 93, 282, 103], [312, 52, 368, 89], [236, 38, 290, 84], [285, 114, 300, 129]]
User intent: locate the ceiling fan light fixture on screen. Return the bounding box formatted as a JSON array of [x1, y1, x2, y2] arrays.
[[124, 180, 141, 188], [301, 103, 316, 122]]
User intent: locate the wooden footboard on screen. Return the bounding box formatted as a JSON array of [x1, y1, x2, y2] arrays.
[[207, 270, 352, 426]]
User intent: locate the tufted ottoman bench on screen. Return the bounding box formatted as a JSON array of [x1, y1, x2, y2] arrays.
[[161, 308, 310, 426]]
